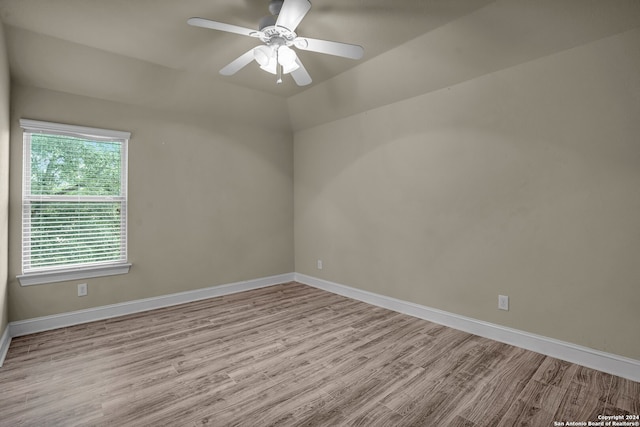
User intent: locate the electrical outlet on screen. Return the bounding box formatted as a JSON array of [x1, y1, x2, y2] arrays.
[[317, 259, 323, 270], [498, 295, 509, 311], [78, 283, 88, 297]]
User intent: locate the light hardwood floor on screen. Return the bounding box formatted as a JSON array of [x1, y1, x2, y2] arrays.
[[1, 282, 638, 426]]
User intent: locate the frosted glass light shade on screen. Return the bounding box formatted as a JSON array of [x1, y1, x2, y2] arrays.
[[278, 46, 296, 66], [253, 45, 273, 66]]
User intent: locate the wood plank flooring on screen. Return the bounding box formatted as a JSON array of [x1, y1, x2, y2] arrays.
[[1, 282, 638, 426]]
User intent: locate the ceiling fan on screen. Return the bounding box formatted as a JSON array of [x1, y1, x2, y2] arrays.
[[188, 0, 364, 86]]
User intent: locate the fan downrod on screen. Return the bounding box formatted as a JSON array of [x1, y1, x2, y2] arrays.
[[268, 0, 284, 16]]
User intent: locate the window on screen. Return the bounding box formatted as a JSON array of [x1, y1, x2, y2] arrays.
[[18, 119, 131, 286]]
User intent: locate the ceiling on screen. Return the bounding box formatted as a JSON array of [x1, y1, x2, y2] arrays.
[[1, 0, 639, 130], [0, 0, 495, 99]]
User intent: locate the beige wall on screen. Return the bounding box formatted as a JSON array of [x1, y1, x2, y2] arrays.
[[0, 21, 9, 335], [3, 0, 639, 365], [8, 85, 293, 321], [294, 28, 640, 360]]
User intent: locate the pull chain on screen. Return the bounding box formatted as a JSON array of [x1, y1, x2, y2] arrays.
[[276, 47, 283, 84]]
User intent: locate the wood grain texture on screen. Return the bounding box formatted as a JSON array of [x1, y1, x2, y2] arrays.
[[1, 282, 637, 426]]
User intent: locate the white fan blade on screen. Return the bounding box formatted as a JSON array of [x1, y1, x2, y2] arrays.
[[188, 17, 262, 38], [295, 37, 364, 60], [290, 58, 312, 86], [220, 49, 256, 76], [276, 0, 311, 32]]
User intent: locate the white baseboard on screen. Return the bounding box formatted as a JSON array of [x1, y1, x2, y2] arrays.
[[4, 271, 639, 382], [8, 273, 295, 339], [0, 325, 11, 367], [295, 273, 640, 383]]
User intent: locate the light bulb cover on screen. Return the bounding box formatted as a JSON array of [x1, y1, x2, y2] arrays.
[[282, 61, 299, 74], [260, 58, 277, 74], [253, 46, 273, 66], [277, 46, 297, 66]]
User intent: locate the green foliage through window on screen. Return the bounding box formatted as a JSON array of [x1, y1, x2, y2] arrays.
[[28, 201, 123, 269], [22, 121, 129, 273], [30, 134, 122, 197]]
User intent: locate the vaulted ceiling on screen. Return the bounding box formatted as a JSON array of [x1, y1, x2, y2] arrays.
[[0, 0, 492, 98], [1, 0, 639, 130]]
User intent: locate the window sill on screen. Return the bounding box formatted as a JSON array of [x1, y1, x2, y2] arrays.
[[17, 263, 132, 286]]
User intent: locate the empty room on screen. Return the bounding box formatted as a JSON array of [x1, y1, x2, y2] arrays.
[[0, 0, 639, 425]]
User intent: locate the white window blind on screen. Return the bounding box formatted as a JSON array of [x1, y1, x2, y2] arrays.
[[20, 119, 130, 277]]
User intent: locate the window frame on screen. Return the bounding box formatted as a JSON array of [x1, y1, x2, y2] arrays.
[[17, 119, 132, 286]]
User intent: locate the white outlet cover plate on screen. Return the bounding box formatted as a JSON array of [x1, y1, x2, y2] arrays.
[[498, 295, 509, 311], [78, 283, 88, 297]]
